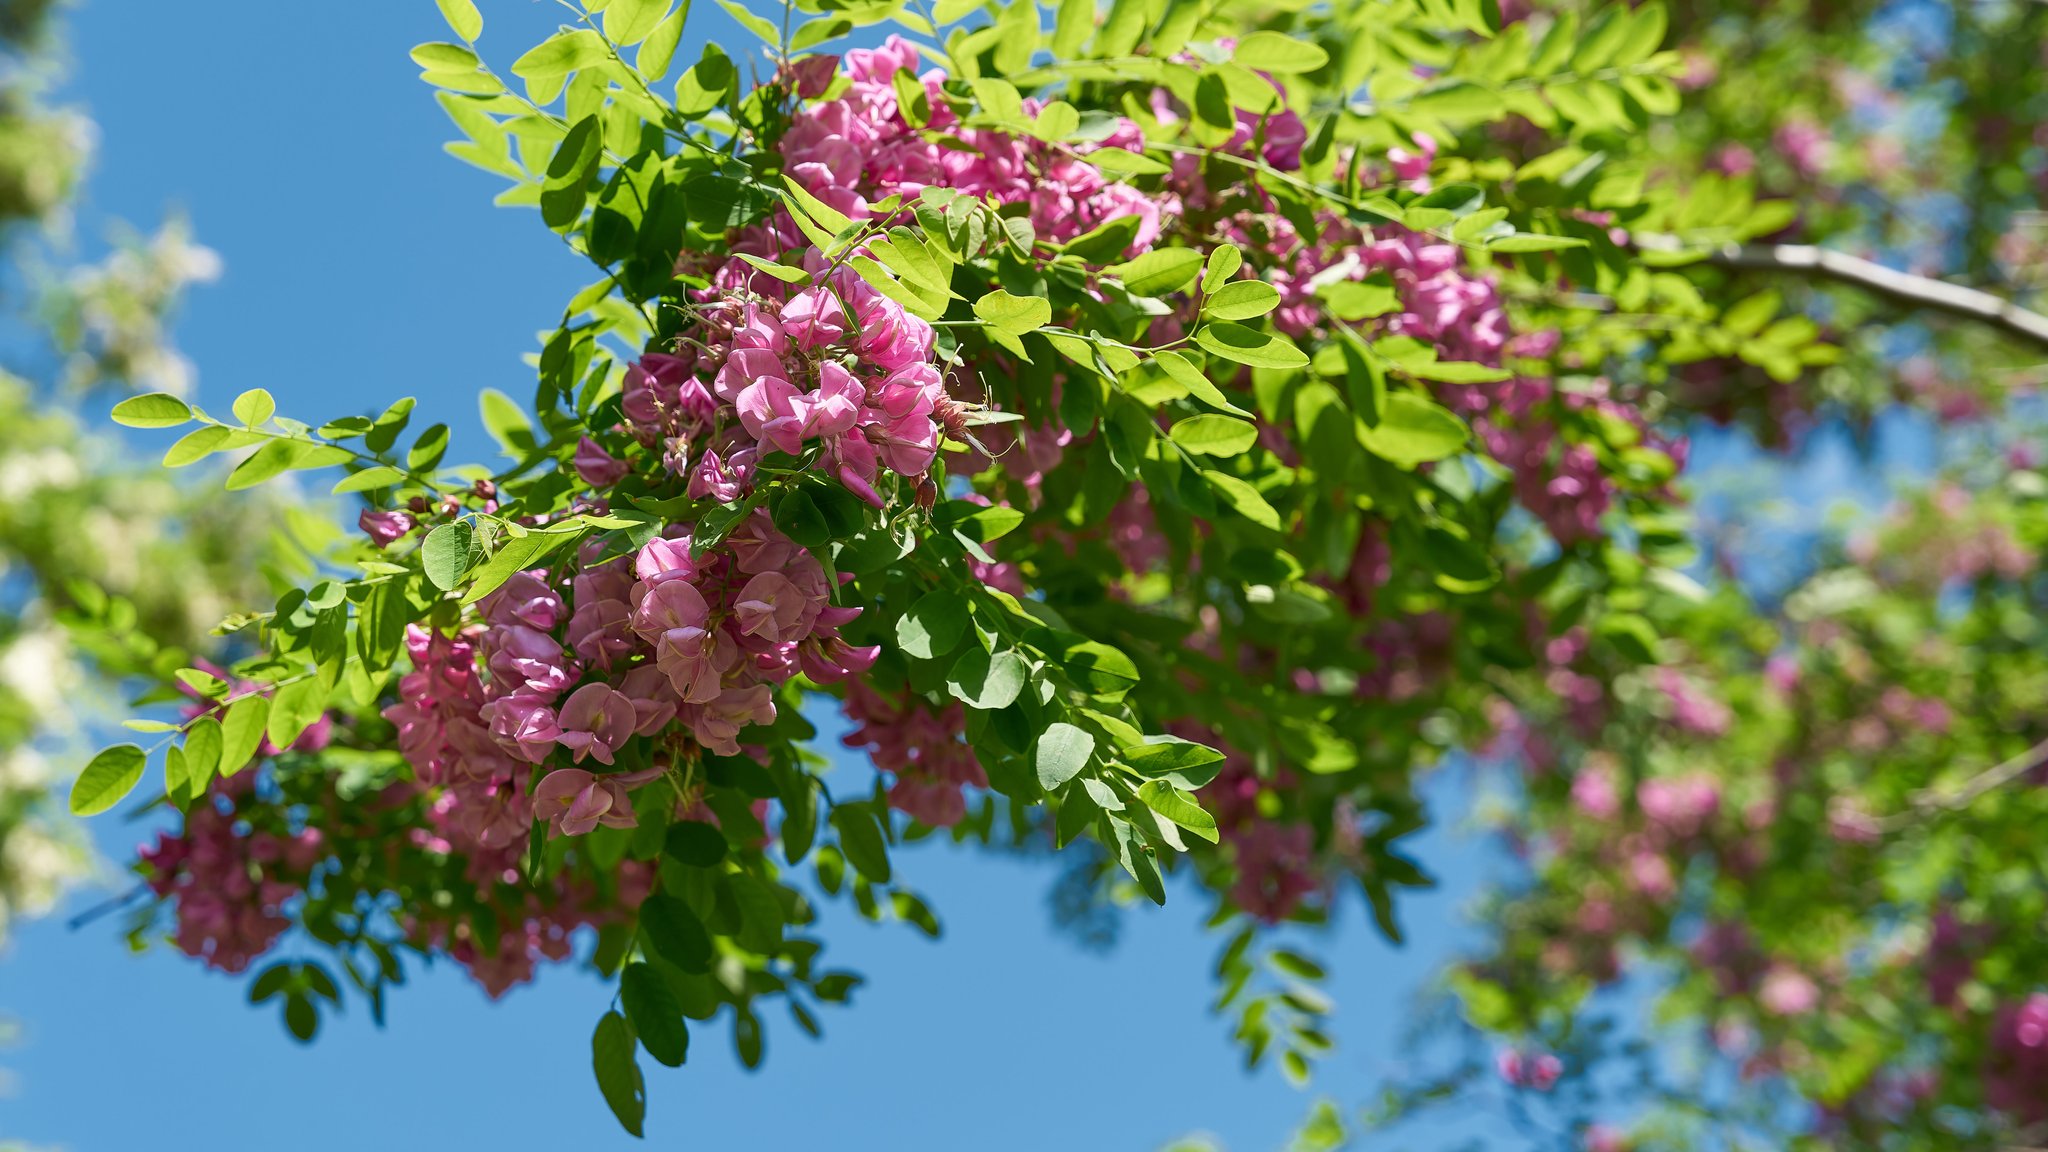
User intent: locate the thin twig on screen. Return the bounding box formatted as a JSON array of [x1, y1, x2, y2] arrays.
[[1874, 734, 2048, 832], [1636, 236, 2048, 353]]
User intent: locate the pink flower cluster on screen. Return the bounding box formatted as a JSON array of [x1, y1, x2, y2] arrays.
[[668, 257, 948, 507], [407, 866, 652, 999], [1495, 1047, 1564, 1091], [841, 681, 987, 827], [1206, 756, 1321, 922], [138, 772, 322, 974], [385, 511, 876, 849], [1986, 993, 2048, 1124], [782, 37, 1167, 257]]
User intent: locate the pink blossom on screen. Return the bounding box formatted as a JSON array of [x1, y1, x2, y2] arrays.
[[555, 683, 638, 765], [533, 768, 638, 836], [1759, 965, 1819, 1016], [574, 436, 630, 489], [359, 508, 416, 548]]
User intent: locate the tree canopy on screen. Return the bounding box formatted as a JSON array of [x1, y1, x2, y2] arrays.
[[25, 0, 2048, 1148]]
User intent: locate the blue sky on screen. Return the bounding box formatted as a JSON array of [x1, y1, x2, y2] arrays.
[[0, 5, 1515, 1149]]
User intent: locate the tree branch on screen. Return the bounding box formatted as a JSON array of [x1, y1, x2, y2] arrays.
[[1871, 734, 2048, 833], [1637, 237, 2048, 353]]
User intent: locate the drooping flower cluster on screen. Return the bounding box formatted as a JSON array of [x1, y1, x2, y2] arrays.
[[137, 772, 321, 974], [780, 37, 1168, 256], [840, 681, 985, 827], [1985, 993, 2048, 1124], [384, 513, 879, 851]]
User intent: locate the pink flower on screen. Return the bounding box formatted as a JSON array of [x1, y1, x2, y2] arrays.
[[574, 436, 630, 489], [480, 694, 563, 763], [555, 683, 638, 765], [1758, 966, 1819, 1017], [737, 376, 807, 456], [533, 768, 638, 836], [359, 508, 416, 548], [481, 570, 564, 631], [686, 684, 776, 756], [1570, 765, 1620, 820], [781, 286, 848, 350], [731, 572, 811, 645]]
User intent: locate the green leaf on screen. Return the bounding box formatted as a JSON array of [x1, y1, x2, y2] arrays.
[[1195, 323, 1309, 369], [1203, 280, 1280, 321], [265, 677, 326, 752], [663, 821, 728, 868], [332, 466, 406, 493], [638, 1, 689, 78], [1121, 737, 1225, 788], [830, 805, 892, 881], [460, 527, 579, 605], [422, 521, 477, 590], [226, 439, 309, 490], [782, 173, 852, 236], [162, 746, 190, 810], [946, 647, 1027, 710], [619, 963, 689, 1068], [110, 392, 192, 429], [1402, 360, 1510, 384], [1034, 722, 1096, 791], [725, 871, 785, 952], [639, 894, 713, 972], [410, 41, 480, 70], [1488, 232, 1589, 253], [715, 0, 781, 43], [1087, 148, 1170, 175], [1202, 244, 1242, 294], [542, 115, 603, 229], [436, 0, 483, 40], [973, 290, 1051, 337], [511, 29, 608, 79], [1596, 613, 1661, 663], [1203, 470, 1281, 529], [1357, 392, 1469, 468], [736, 253, 811, 285], [70, 744, 146, 817], [1154, 351, 1251, 417], [604, 0, 670, 45], [1137, 780, 1219, 843], [1063, 641, 1139, 699], [955, 505, 1025, 544], [1121, 739, 1225, 774], [1169, 414, 1259, 457], [478, 388, 534, 453], [232, 388, 276, 427], [162, 425, 237, 467], [1322, 280, 1400, 321], [591, 1011, 646, 1137], [1232, 30, 1328, 74], [1060, 215, 1140, 262], [219, 694, 270, 777], [1109, 248, 1204, 297], [182, 717, 222, 805], [896, 590, 969, 660]]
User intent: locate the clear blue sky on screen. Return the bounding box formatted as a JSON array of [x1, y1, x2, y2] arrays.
[[1, 5, 1515, 1150]]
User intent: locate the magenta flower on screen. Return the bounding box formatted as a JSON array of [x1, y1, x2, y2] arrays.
[[358, 508, 416, 548], [736, 375, 806, 456], [479, 694, 563, 763], [574, 436, 629, 489], [554, 683, 637, 766], [1758, 966, 1819, 1017], [533, 768, 638, 837], [481, 570, 564, 631]]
